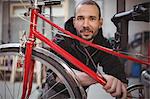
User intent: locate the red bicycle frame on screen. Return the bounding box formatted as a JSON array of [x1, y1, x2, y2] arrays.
[[21, 7, 150, 99]]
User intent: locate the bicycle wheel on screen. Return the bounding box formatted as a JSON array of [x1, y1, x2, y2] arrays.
[[0, 43, 86, 99], [127, 83, 144, 99]]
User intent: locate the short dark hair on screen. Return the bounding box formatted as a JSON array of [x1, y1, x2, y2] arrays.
[[75, 0, 101, 19]]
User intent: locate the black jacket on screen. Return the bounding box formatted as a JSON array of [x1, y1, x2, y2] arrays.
[[54, 17, 128, 84]]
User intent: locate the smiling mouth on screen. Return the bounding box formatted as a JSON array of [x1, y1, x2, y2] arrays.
[[80, 28, 93, 33], [82, 32, 92, 35]]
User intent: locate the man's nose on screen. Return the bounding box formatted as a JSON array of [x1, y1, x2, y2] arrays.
[[83, 19, 89, 27]]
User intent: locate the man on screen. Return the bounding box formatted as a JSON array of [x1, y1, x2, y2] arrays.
[[53, 0, 128, 98]]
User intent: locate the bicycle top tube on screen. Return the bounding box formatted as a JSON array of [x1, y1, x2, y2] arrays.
[[33, 10, 150, 66], [25, 0, 150, 66]]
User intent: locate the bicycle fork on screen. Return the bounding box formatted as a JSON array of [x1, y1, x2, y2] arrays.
[[22, 42, 35, 99], [21, 9, 38, 99]]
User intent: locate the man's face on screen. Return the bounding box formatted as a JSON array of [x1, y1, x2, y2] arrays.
[[73, 4, 103, 41]]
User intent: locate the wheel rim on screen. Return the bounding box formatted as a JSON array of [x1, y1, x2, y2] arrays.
[[0, 50, 80, 99]]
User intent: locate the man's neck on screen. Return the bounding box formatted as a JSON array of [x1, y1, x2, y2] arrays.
[[80, 39, 94, 47]]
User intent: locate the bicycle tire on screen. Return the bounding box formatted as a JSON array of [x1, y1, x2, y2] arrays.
[[127, 83, 144, 99], [0, 43, 86, 99]]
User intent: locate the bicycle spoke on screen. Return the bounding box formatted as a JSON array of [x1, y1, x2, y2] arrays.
[[50, 88, 67, 99]]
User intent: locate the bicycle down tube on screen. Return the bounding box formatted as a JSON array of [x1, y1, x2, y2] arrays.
[[22, 4, 150, 99]]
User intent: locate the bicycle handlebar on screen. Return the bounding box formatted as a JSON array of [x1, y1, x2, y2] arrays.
[[113, 10, 133, 18], [111, 2, 150, 24]]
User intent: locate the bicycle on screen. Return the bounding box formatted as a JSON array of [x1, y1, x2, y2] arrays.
[[0, 0, 149, 99]]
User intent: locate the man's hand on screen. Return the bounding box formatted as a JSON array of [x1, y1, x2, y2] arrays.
[[73, 69, 127, 98], [73, 69, 97, 86], [103, 74, 127, 99]]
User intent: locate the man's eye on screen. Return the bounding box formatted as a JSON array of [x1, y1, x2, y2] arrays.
[[77, 17, 84, 20], [90, 17, 96, 21]]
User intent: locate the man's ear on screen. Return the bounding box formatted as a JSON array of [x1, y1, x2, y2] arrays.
[[99, 18, 103, 28], [73, 17, 76, 27]]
